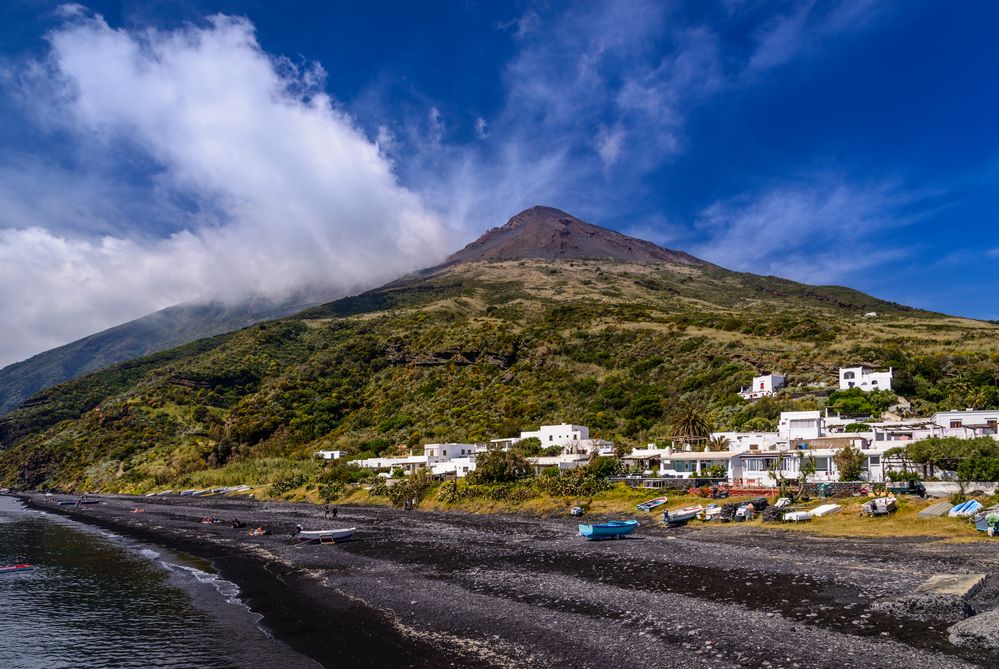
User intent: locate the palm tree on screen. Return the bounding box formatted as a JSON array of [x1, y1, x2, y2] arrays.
[[666, 405, 712, 449], [707, 435, 731, 452]]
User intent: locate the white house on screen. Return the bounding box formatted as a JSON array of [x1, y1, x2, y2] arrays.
[[778, 411, 823, 441], [739, 373, 786, 400], [315, 450, 345, 460], [525, 453, 590, 475], [931, 410, 999, 436], [710, 430, 781, 453], [839, 366, 893, 392], [500, 423, 613, 455]]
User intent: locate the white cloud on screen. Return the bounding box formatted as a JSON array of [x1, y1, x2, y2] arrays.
[[596, 125, 625, 167], [692, 177, 922, 284], [474, 117, 489, 140], [0, 12, 450, 367]]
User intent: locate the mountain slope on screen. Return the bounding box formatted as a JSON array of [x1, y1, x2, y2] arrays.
[[2, 207, 998, 491], [0, 295, 324, 416]]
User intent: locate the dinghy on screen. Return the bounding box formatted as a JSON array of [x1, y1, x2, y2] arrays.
[[663, 505, 703, 526], [809, 504, 842, 518], [295, 527, 356, 543], [949, 500, 983, 517], [861, 497, 898, 516], [0, 564, 34, 575], [636, 496, 668, 511], [57, 499, 99, 506], [783, 511, 812, 522], [774, 497, 792, 509], [578, 520, 639, 540]]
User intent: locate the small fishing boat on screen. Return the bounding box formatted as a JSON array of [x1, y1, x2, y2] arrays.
[[0, 564, 34, 575], [774, 497, 792, 509], [699, 505, 722, 521], [57, 499, 100, 506], [950, 500, 983, 517], [570, 506, 584, 517], [861, 497, 898, 516], [179, 489, 197, 496], [974, 512, 999, 534], [295, 527, 356, 543], [578, 520, 639, 540], [636, 496, 668, 512], [809, 504, 842, 518], [783, 511, 812, 522], [663, 505, 703, 527]]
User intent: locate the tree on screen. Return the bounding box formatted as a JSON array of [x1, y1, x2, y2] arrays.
[[833, 446, 865, 481], [707, 435, 731, 452], [700, 463, 727, 478], [666, 405, 712, 446], [468, 449, 529, 483], [796, 453, 817, 498], [741, 416, 776, 432], [514, 437, 543, 456]]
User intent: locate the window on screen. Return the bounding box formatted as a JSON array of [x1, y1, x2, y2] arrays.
[[844, 371, 856, 380], [760, 382, 765, 389], [871, 380, 878, 386], [950, 420, 962, 428], [848, 382, 855, 388], [868, 455, 880, 466], [812, 457, 830, 472], [549, 435, 553, 441]]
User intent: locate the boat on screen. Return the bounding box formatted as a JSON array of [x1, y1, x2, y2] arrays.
[[295, 527, 356, 543], [861, 497, 898, 516], [974, 512, 999, 534], [809, 504, 842, 517], [179, 489, 197, 496], [949, 500, 983, 517], [570, 506, 584, 517], [699, 505, 722, 521], [636, 496, 668, 511], [578, 520, 639, 540], [783, 511, 812, 522], [0, 564, 34, 575], [774, 497, 792, 509], [57, 499, 99, 506], [663, 505, 703, 527]]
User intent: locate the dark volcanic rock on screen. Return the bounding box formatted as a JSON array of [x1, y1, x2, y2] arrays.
[[443, 205, 707, 266]]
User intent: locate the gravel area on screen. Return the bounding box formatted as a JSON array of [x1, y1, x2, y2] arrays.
[[21, 493, 999, 668]]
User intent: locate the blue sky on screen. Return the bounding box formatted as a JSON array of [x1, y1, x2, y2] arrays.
[[0, 1, 997, 366]]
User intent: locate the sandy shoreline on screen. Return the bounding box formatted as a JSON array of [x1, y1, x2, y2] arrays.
[[19, 493, 999, 668]]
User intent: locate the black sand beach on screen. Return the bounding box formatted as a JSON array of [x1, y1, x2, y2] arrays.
[[20, 493, 999, 668]]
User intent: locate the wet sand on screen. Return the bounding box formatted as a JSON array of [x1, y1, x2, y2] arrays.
[[20, 493, 999, 668]]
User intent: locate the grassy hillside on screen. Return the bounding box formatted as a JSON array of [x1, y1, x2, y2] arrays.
[[2, 259, 998, 491], [0, 295, 323, 415]]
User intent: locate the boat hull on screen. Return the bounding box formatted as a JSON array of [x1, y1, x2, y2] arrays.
[[0, 564, 34, 574], [297, 528, 356, 543], [949, 500, 983, 518], [578, 520, 639, 540], [636, 497, 668, 511]]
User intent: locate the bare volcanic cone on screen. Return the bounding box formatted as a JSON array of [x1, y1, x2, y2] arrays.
[[443, 206, 708, 266]]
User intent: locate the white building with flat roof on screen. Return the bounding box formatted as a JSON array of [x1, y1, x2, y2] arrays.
[[778, 411, 823, 441], [739, 373, 786, 400], [839, 366, 893, 392], [315, 450, 345, 460]]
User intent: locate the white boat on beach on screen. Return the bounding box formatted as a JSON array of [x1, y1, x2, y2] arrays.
[[809, 504, 842, 518], [783, 511, 812, 522], [295, 527, 356, 543]]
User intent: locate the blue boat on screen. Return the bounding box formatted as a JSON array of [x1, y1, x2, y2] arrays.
[[0, 564, 34, 575], [949, 500, 983, 517], [578, 520, 639, 540]]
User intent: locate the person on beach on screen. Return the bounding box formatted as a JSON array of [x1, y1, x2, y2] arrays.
[[323, 505, 329, 519], [331, 507, 338, 519]]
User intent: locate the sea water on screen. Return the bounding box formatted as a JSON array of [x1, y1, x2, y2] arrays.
[[0, 496, 318, 669]]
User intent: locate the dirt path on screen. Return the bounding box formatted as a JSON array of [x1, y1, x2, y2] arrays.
[[22, 494, 999, 668]]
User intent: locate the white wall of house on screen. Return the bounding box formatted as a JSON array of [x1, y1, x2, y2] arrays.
[[739, 373, 786, 400], [423, 443, 477, 459], [711, 431, 781, 453], [839, 366, 893, 392], [315, 450, 344, 460], [778, 411, 823, 441], [519, 423, 590, 445], [931, 410, 999, 436]]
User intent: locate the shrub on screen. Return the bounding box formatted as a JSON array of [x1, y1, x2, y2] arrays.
[[468, 449, 529, 484], [319, 481, 345, 502], [833, 447, 865, 481], [269, 473, 308, 495], [700, 464, 727, 478], [843, 423, 869, 433]]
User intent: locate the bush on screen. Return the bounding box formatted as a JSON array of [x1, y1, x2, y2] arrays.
[[700, 464, 727, 478], [436, 479, 469, 504], [468, 449, 529, 484], [319, 481, 345, 502], [843, 423, 869, 433], [833, 447, 865, 481], [269, 473, 308, 495]]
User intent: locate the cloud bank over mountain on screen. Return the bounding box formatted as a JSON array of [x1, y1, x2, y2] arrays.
[[0, 11, 449, 367]]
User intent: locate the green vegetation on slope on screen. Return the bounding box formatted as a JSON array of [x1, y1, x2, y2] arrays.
[[2, 259, 998, 491]]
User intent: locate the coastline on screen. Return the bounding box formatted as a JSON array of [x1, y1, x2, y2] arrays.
[[19, 494, 447, 669], [18, 492, 999, 669]]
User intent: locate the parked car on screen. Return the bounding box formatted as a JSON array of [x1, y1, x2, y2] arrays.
[[886, 480, 926, 498]]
